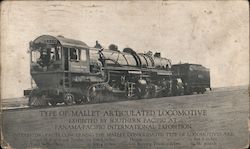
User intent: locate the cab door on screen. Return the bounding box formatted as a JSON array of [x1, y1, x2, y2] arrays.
[[69, 48, 89, 73]]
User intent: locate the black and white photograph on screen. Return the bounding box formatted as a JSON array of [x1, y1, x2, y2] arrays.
[[1, 1, 249, 149]]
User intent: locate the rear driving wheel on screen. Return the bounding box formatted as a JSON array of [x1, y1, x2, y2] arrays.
[[64, 93, 74, 105]]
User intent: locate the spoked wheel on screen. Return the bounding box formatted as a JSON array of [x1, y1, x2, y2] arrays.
[[87, 87, 103, 104], [201, 88, 206, 94], [29, 93, 48, 107], [75, 95, 87, 105], [128, 86, 141, 100], [49, 100, 58, 106], [140, 86, 153, 99], [64, 93, 74, 105], [142, 88, 150, 99], [147, 84, 157, 98], [75, 98, 82, 104], [179, 88, 185, 96], [184, 87, 193, 95]]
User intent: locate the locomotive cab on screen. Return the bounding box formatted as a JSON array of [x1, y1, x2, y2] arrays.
[[28, 35, 93, 106], [30, 35, 90, 73]]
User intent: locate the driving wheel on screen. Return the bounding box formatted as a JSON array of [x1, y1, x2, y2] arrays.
[[64, 93, 74, 105]]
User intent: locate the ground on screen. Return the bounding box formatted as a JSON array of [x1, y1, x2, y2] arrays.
[[1, 86, 249, 149]]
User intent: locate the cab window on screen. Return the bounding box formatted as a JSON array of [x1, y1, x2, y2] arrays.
[[70, 48, 80, 61], [31, 50, 40, 63], [80, 49, 87, 61], [55, 47, 61, 60], [50, 48, 56, 60]]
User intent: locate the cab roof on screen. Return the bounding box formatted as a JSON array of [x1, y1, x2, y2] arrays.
[[33, 35, 89, 49]]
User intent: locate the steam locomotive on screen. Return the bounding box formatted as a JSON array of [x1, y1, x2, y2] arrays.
[[25, 35, 211, 107]]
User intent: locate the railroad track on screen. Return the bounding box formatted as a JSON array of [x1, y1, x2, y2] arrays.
[[2, 86, 247, 112]]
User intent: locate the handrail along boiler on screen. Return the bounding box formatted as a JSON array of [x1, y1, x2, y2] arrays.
[[26, 35, 211, 106]]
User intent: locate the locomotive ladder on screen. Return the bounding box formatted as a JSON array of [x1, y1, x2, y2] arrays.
[[64, 72, 72, 88], [127, 82, 135, 97]]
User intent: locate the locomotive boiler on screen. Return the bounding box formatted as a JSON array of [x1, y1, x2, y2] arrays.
[[25, 35, 210, 107]]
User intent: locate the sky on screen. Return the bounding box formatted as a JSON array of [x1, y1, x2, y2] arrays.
[[1, 1, 249, 99]]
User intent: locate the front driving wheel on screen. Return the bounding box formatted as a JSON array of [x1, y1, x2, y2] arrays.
[[64, 93, 74, 105]]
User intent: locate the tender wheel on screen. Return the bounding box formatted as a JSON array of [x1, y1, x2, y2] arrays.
[[184, 87, 193, 95], [64, 93, 74, 105], [201, 88, 206, 94]]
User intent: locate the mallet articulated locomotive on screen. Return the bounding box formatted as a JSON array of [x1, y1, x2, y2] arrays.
[[24, 35, 211, 107]]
